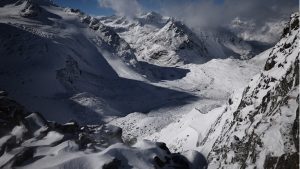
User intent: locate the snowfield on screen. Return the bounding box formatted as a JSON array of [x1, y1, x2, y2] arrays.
[[0, 0, 298, 169]]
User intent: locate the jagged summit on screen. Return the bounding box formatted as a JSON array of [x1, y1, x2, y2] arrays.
[[139, 11, 163, 20], [100, 13, 211, 66], [135, 11, 169, 27], [100, 11, 268, 66]]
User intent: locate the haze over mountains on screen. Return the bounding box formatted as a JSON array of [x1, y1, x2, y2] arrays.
[[0, 0, 298, 169]]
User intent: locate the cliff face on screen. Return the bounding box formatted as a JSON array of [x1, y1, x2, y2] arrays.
[[201, 13, 299, 169]]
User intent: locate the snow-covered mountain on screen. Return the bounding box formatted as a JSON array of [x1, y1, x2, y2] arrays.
[[99, 12, 209, 66], [204, 13, 299, 169], [0, 1, 196, 124], [0, 0, 298, 168], [99, 12, 269, 66], [0, 0, 266, 125], [136, 12, 299, 169]]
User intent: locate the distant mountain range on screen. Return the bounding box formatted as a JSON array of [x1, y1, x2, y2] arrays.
[[0, 0, 298, 169]]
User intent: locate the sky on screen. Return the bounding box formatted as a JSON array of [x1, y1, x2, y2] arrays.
[[53, 0, 298, 30], [53, 0, 112, 16], [53, 0, 225, 16]]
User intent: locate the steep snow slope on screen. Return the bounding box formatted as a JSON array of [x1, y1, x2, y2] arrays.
[[0, 1, 195, 124], [204, 13, 299, 169], [139, 12, 299, 169], [100, 12, 264, 66]]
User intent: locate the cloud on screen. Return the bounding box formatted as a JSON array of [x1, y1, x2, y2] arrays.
[[159, 0, 298, 31], [99, 0, 142, 18], [98, 0, 297, 42]]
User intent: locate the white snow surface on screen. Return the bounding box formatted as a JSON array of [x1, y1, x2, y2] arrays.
[[0, 1, 298, 169], [0, 2, 265, 126]]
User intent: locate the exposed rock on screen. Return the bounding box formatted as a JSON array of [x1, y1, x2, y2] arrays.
[[201, 12, 299, 169], [12, 147, 35, 167], [0, 91, 8, 96], [102, 158, 121, 169], [20, 2, 41, 18], [0, 95, 28, 137]]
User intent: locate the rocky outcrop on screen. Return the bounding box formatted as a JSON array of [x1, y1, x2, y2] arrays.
[[201, 13, 299, 169], [56, 56, 82, 91], [0, 91, 123, 168], [0, 92, 207, 169], [20, 1, 42, 18]]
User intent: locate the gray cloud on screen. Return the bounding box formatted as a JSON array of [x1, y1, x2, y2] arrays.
[[99, 0, 142, 18], [159, 0, 298, 30], [98, 0, 297, 43]]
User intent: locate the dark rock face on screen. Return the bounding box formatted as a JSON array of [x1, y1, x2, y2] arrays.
[[153, 153, 191, 169], [0, 91, 8, 96], [0, 95, 28, 137], [282, 13, 299, 38], [56, 56, 82, 86], [20, 2, 42, 18], [292, 106, 299, 152], [264, 152, 299, 169], [154, 156, 166, 168], [157, 142, 171, 155], [13, 147, 35, 166], [264, 59, 276, 71], [170, 153, 190, 169], [102, 158, 121, 169], [0, 94, 32, 167]]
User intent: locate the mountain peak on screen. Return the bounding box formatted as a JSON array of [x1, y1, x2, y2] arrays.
[[281, 12, 299, 38], [0, 0, 54, 6], [139, 11, 162, 20], [134, 11, 169, 27]]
